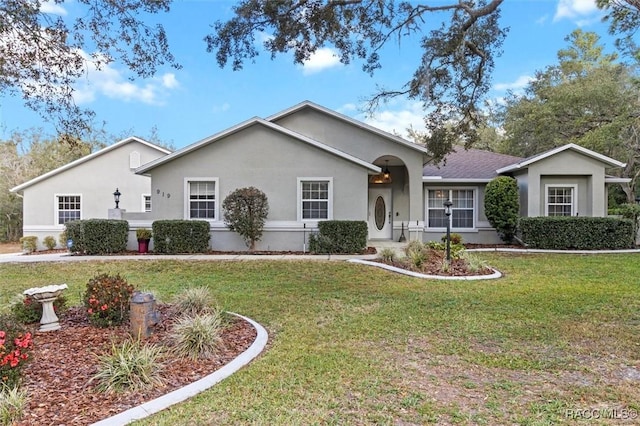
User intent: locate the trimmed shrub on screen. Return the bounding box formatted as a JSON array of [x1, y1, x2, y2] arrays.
[[91, 339, 164, 393], [520, 216, 634, 250], [43, 235, 57, 250], [222, 187, 269, 251], [617, 203, 640, 242], [484, 176, 520, 243], [152, 220, 210, 254], [309, 220, 368, 254], [19, 236, 37, 253], [84, 273, 135, 327], [65, 219, 128, 254]]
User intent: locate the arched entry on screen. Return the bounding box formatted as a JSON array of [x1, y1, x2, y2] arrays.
[[368, 155, 407, 240]]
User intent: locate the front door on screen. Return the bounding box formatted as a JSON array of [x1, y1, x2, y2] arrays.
[[368, 188, 392, 239]]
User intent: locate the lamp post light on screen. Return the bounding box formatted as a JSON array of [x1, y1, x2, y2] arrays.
[[443, 198, 453, 262], [113, 188, 121, 209]]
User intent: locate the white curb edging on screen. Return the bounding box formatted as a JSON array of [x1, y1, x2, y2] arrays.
[[347, 259, 502, 280], [91, 312, 268, 426]]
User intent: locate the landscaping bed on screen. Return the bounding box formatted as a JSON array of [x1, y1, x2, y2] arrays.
[[16, 305, 256, 426]]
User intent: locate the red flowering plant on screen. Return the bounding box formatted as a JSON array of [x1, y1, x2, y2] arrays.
[[0, 315, 33, 388], [84, 273, 135, 328]]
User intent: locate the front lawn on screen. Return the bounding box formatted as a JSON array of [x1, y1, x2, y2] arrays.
[[1, 253, 639, 424]]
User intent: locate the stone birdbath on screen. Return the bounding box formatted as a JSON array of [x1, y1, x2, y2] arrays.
[[23, 284, 68, 332]]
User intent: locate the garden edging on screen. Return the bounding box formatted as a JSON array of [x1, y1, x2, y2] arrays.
[[347, 258, 502, 280], [91, 312, 268, 426]]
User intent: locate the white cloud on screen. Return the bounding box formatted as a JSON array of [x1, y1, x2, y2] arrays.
[[73, 53, 180, 106], [40, 0, 67, 16], [162, 73, 179, 89], [340, 101, 428, 138], [554, 0, 599, 22], [493, 75, 534, 91], [301, 48, 341, 75]]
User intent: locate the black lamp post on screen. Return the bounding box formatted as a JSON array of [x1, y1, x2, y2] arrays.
[[443, 198, 453, 262], [113, 188, 121, 209]]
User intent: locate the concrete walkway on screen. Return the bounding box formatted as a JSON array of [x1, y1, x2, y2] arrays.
[[0, 251, 379, 263]]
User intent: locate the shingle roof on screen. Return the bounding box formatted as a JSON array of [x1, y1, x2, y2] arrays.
[[422, 148, 523, 180]]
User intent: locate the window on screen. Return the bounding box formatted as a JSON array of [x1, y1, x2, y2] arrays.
[[56, 195, 81, 224], [299, 178, 332, 220], [187, 180, 216, 219], [546, 185, 575, 216], [129, 151, 141, 169], [427, 189, 475, 229], [143, 195, 151, 212]]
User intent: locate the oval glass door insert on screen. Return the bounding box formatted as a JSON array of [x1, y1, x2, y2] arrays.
[[374, 196, 386, 230]]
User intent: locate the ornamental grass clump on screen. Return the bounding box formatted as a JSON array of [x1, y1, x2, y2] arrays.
[[84, 273, 135, 327], [377, 247, 397, 263], [172, 311, 224, 360], [0, 315, 33, 389], [0, 386, 27, 426], [171, 286, 218, 316], [91, 339, 165, 393]]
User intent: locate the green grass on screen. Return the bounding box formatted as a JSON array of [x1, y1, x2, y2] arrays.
[[1, 253, 639, 424]]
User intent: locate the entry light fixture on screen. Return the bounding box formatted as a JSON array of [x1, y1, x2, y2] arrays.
[[113, 188, 121, 209], [370, 160, 393, 184]]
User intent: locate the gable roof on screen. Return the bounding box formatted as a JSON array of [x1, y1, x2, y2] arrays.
[[10, 137, 171, 193], [496, 143, 626, 174], [422, 148, 523, 182], [135, 117, 381, 175], [266, 101, 432, 156]]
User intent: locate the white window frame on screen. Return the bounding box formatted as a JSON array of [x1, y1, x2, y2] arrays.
[[545, 184, 577, 216], [184, 178, 219, 221], [142, 194, 151, 212], [54, 194, 82, 226], [425, 188, 477, 230], [297, 177, 333, 222]]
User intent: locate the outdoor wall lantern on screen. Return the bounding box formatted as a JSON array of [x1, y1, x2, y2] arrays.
[[113, 188, 121, 209], [443, 198, 453, 262], [369, 160, 393, 184]]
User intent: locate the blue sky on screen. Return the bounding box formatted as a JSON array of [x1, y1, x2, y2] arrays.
[[0, 0, 626, 149]]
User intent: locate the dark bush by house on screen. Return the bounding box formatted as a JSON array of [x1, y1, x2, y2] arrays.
[[65, 219, 128, 254], [309, 220, 368, 254], [152, 220, 210, 253], [520, 216, 634, 250], [484, 176, 520, 243]]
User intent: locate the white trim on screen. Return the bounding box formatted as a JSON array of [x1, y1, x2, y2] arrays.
[[605, 177, 632, 184], [10, 137, 170, 193], [297, 177, 333, 222], [141, 194, 151, 212], [54, 193, 82, 225], [184, 178, 220, 221], [423, 178, 493, 183], [496, 143, 626, 174], [425, 187, 477, 231], [544, 184, 577, 216]]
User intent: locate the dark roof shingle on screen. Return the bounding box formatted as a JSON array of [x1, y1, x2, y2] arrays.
[[422, 148, 523, 180]]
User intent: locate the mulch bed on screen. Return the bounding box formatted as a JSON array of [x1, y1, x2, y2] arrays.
[[16, 305, 257, 426]]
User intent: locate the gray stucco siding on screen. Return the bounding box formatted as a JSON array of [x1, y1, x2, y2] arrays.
[[146, 123, 370, 225], [526, 150, 606, 217]]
